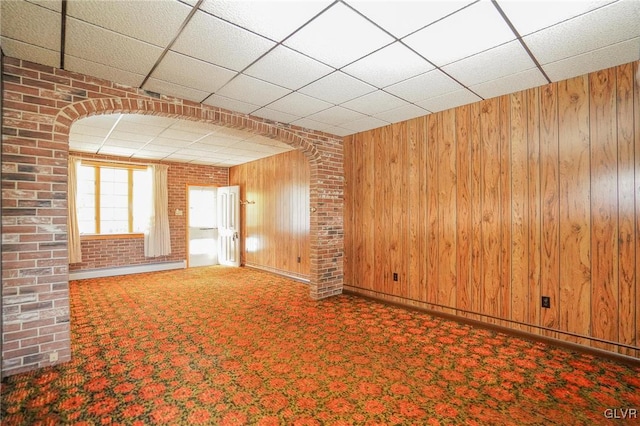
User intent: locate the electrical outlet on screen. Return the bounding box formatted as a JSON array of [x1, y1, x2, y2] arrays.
[[49, 351, 58, 362], [393, 272, 398, 282], [541, 296, 551, 309]]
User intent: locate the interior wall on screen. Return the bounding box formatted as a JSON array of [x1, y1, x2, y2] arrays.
[[229, 149, 310, 280], [344, 60, 640, 358], [68, 152, 229, 272]]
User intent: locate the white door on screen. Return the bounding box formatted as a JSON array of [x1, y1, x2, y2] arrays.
[[188, 186, 218, 267], [217, 185, 240, 267]]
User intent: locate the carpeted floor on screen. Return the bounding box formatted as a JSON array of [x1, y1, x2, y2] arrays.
[[1, 266, 639, 425]]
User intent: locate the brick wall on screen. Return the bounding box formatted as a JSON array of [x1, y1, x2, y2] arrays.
[[68, 152, 228, 271], [1, 57, 344, 376]]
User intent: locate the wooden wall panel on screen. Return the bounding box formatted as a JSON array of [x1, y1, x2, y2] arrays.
[[229, 149, 310, 279], [343, 60, 640, 357]]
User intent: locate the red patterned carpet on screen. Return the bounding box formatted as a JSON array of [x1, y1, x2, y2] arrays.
[[2, 266, 639, 425]]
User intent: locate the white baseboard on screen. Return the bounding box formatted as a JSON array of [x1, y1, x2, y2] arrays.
[[69, 260, 186, 280]]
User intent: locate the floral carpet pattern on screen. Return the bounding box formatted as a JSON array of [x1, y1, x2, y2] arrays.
[[2, 266, 639, 425]]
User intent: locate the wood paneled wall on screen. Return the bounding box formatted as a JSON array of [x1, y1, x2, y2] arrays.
[[229, 149, 310, 280], [344, 61, 639, 357]]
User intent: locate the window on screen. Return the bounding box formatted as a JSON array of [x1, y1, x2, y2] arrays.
[[77, 161, 152, 235]]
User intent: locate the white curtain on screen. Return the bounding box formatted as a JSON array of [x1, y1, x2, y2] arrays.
[[144, 164, 172, 257], [68, 155, 82, 263]]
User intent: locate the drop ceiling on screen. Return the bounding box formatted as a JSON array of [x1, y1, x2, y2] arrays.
[[2, 0, 639, 166]]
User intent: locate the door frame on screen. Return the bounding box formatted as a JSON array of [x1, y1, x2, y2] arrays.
[[186, 183, 218, 268]]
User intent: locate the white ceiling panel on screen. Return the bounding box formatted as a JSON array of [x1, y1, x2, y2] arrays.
[[171, 10, 275, 72], [200, 0, 332, 42], [524, 0, 640, 66], [306, 106, 367, 126], [202, 94, 260, 115], [542, 37, 640, 83], [322, 126, 353, 137], [403, 0, 515, 66], [98, 146, 139, 156], [216, 74, 291, 106], [0, 37, 59, 68], [65, 56, 146, 88], [342, 42, 434, 88], [135, 144, 178, 154], [374, 104, 430, 123], [416, 89, 482, 114], [299, 71, 376, 105], [283, 2, 393, 68], [143, 78, 210, 103], [340, 116, 390, 133], [497, 0, 617, 36], [341, 90, 410, 116], [470, 68, 549, 100], [268, 92, 332, 117], [152, 51, 236, 93], [151, 137, 197, 148], [347, 0, 473, 38], [66, 18, 162, 75], [109, 131, 154, 144], [1, 0, 60, 51], [443, 40, 536, 87], [27, 0, 62, 13], [386, 69, 463, 103], [66, 0, 192, 47], [291, 117, 334, 133], [243, 45, 334, 90], [251, 108, 302, 124]]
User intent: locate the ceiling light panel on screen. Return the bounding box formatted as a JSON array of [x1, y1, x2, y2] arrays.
[[171, 10, 276, 72], [152, 51, 236, 93], [497, 0, 617, 36], [200, 0, 332, 42], [216, 74, 291, 106], [143, 78, 210, 103], [283, 2, 394, 68], [243, 46, 334, 90], [342, 42, 434, 88], [442, 40, 536, 87], [542, 37, 640, 82], [386, 69, 462, 103], [346, 0, 473, 38], [416, 89, 482, 113], [523, 0, 640, 66], [203, 94, 261, 115], [1, 1, 60, 51], [341, 90, 410, 116], [298, 71, 376, 105], [66, 18, 162, 75], [403, 0, 515, 67], [66, 0, 192, 47], [267, 92, 333, 117]]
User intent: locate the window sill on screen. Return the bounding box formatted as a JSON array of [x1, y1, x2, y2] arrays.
[[81, 233, 144, 240]]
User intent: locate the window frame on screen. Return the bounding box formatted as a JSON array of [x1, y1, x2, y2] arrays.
[[78, 160, 148, 239]]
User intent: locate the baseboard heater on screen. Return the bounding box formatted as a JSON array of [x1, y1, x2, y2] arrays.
[[69, 260, 186, 280]]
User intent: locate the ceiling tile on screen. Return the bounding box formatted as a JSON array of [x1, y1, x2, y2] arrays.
[[0, 38, 59, 68], [342, 42, 434, 88], [373, 104, 429, 123], [267, 92, 332, 117], [66, 18, 162, 75], [202, 94, 260, 115], [115, 118, 168, 135], [443, 40, 535, 87], [150, 137, 197, 148], [385, 69, 462, 103], [251, 108, 302, 124], [109, 131, 154, 144], [340, 116, 389, 133], [283, 2, 393, 68], [152, 51, 236, 93], [347, 0, 473, 38], [523, 0, 640, 65], [171, 10, 276, 72], [158, 128, 207, 142], [322, 126, 353, 137], [131, 151, 169, 160], [542, 37, 640, 83], [1, 0, 60, 51], [243, 45, 334, 90], [216, 74, 291, 106], [65, 56, 146, 88], [298, 71, 376, 105], [200, 0, 332, 42], [67, 0, 192, 47], [470, 68, 548, 99], [340, 90, 409, 116], [98, 146, 138, 157], [143, 78, 210, 103], [403, 0, 515, 66], [27, 0, 62, 13], [119, 114, 174, 128], [291, 117, 334, 133], [135, 144, 178, 154], [416, 89, 482, 113], [497, 0, 617, 36], [306, 106, 367, 126]]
